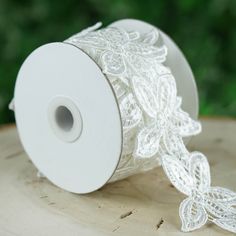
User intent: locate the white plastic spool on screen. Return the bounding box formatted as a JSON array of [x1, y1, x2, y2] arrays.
[[13, 19, 198, 193]]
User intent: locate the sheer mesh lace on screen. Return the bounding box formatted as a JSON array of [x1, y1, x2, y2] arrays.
[[65, 23, 236, 233]]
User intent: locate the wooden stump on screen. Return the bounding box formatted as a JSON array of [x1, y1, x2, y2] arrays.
[[0, 118, 235, 235]]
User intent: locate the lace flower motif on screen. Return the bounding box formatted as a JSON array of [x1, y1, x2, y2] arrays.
[[162, 152, 236, 232], [67, 27, 167, 84], [131, 73, 201, 158]]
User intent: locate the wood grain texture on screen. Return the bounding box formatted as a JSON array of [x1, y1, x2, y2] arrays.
[[0, 118, 235, 236]]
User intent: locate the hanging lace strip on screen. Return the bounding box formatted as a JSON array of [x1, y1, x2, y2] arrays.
[[65, 23, 236, 233]]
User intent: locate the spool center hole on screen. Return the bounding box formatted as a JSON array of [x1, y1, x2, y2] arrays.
[[55, 106, 74, 132]]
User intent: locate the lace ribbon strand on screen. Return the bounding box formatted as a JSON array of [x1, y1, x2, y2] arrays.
[[65, 23, 236, 234]]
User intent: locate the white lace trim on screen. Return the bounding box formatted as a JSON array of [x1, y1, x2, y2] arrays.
[[65, 23, 236, 233]]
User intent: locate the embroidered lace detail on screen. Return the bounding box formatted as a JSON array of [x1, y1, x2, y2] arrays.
[[65, 23, 236, 233], [162, 152, 236, 232]]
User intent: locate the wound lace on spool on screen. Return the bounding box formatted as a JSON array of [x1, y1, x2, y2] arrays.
[[65, 23, 236, 233]]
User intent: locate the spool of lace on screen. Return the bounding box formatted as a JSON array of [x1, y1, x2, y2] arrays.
[[12, 19, 236, 233], [66, 21, 201, 183], [13, 19, 199, 192]]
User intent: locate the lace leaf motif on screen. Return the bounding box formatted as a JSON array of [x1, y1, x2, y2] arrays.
[[102, 51, 126, 76], [132, 73, 200, 159], [134, 122, 162, 158], [180, 197, 208, 232], [120, 93, 142, 130], [162, 152, 236, 232], [131, 75, 159, 118], [161, 154, 193, 195]]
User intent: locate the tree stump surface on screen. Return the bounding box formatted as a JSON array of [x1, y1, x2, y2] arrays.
[[0, 118, 235, 236]]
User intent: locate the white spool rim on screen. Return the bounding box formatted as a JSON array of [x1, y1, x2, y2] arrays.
[[14, 42, 123, 193], [109, 19, 199, 121]]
